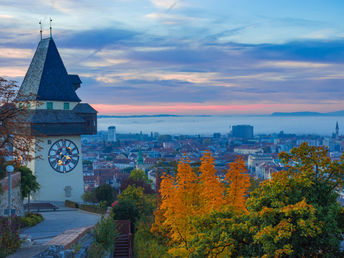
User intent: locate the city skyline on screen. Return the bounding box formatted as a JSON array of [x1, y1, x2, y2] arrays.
[[1, 0, 344, 115]]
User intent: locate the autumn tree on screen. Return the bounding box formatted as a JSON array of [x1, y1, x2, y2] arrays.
[[173, 144, 344, 257], [152, 152, 254, 256], [199, 151, 224, 213], [120, 169, 154, 194], [246, 143, 344, 256], [224, 156, 250, 212], [154, 158, 201, 256], [188, 211, 252, 257], [0, 77, 38, 164]]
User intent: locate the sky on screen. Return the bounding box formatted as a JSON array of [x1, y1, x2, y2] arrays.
[[0, 0, 344, 115]]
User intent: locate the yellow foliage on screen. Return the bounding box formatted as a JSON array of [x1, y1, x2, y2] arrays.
[[199, 151, 225, 213], [224, 156, 251, 212], [152, 152, 251, 255]]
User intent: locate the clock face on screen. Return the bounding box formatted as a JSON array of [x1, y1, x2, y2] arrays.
[[48, 139, 79, 173]]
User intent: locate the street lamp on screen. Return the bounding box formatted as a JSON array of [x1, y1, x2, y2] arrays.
[[6, 165, 14, 223]]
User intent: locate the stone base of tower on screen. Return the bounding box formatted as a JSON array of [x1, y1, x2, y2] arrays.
[[31, 173, 84, 202]]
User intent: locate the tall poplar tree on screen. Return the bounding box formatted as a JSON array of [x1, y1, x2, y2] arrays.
[[199, 151, 224, 213], [224, 156, 250, 212]]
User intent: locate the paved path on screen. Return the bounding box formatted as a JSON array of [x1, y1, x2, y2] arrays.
[[22, 209, 101, 244], [8, 203, 101, 258]]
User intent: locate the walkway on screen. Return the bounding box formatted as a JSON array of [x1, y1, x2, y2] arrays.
[[8, 202, 101, 258]]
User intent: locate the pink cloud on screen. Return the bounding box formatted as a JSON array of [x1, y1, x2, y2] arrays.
[[91, 103, 344, 115]]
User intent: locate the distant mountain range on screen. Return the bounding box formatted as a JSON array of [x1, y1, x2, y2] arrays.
[[98, 111, 344, 118], [271, 110, 344, 116], [98, 114, 212, 118]]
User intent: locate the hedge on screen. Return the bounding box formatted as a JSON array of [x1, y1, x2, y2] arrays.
[[79, 204, 106, 214], [65, 200, 79, 208]]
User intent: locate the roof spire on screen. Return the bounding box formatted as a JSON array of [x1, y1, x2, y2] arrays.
[[49, 18, 52, 38], [39, 21, 42, 40]]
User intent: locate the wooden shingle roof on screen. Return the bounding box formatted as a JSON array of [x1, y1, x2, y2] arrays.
[[17, 38, 81, 102]]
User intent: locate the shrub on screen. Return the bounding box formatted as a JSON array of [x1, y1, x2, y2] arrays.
[[82, 191, 97, 203], [94, 216, 118, 251], [87, 242, 104, 258], [65, 200, 79, 208], [18, 213, 43, 228], [134, 219, 170, 258], [95, 184, 115, 206], [0, 216, 21, 257], [79, 204, 106, 214], [112, 199, 139, 224]]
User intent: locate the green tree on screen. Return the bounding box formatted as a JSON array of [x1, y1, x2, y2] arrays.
[[82, 191, 97, 203], [94, 184, 115, 206], [118, 185, 155, 219], [112, 199, 139, 223], [120, 169, 154, 194], [188, 211, 252, 257], [129, 169, 150, 184], [17, 166, 39, 213], [17, 166, 39, 199], [246, 143, 344, 257]]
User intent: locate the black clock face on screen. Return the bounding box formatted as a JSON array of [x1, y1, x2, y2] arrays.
[[48, 139, 79, 173]]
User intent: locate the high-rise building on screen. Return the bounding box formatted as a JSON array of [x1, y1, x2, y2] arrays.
[[232, 125, 254, 139], [18, 36, 97, 202], [108, 126, 117, 142]]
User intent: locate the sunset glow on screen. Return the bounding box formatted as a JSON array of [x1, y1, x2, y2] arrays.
[[92, 103, 344, 115], [0, 1, 343, 115]]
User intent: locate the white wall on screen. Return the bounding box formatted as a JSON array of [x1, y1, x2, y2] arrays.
[[30, 135, 84, 202], [31, 101, 78, 110]]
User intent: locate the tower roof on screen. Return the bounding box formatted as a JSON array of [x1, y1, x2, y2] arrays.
[[18, 38, 81, 102]]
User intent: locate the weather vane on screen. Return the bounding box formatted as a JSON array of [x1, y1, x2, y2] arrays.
[[39, 21, 42, 40], [50, 18, 53, 38]]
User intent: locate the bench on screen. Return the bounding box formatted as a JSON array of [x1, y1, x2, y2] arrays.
[[24, 203, 58, 212]]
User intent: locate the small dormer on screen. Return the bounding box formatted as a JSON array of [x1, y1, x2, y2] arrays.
[[69, 74, 82, 91]]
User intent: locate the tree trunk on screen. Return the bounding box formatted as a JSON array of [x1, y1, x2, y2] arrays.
[[28, 193, 30, 213]]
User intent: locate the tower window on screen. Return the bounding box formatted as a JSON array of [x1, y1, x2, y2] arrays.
[[47, 102, 53, 110], [64, 103, 70, 110]]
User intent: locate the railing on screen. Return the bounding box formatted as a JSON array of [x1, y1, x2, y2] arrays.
[[114, 220, 133, 257]]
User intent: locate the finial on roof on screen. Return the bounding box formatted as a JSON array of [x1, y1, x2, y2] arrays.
[[50, 18, 53, 38], [39, 21, 42, 40]]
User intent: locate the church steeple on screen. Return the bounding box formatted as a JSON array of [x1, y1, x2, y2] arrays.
[[136, 149, 144, 170], [18, 38, 81, 102]]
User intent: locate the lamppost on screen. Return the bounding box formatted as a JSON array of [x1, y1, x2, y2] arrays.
[[6, 165, 14, 223]]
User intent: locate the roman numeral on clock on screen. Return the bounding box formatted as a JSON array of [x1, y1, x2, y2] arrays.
[[48, 139, 79, 173]]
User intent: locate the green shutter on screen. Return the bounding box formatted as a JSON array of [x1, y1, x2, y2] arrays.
[[47, 102, 53, 110]]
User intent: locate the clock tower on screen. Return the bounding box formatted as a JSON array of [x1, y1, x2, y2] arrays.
[[17, 37, 97, 202]]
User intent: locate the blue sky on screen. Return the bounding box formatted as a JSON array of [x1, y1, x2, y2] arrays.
[[1, 0, 344, 114]]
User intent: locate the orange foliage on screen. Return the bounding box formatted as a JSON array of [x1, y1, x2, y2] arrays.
[[199, 151, 225, 213], [155, 158, 200, 245], [224, 156, 251, 212], [152, 152, 251, 254]]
